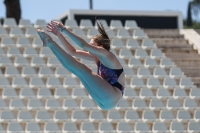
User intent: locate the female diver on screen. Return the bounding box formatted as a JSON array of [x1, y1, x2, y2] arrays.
[[36, 20, 125, 110]]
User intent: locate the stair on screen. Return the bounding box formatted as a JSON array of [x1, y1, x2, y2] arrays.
[[145, 29, 200, 87]]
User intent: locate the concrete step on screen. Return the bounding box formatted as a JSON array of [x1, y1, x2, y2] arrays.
[[162, 48, 198, 54], [165, 53, 200, 58], [180, 68, 200, 77], [172, 58, 200, 67], [190, 77, 200, 87], [145, 29, 184, 38]]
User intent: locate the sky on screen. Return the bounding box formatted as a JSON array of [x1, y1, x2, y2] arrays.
[[0, 0, 193, 23]]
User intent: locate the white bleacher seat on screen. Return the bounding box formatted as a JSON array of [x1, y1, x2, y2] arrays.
[[183, 99, 198, 110], [12, 77, 28, 87], [21, 66, 37, 77], [35, 110, 51, 122], [188, 122, 200, 133], [5, 66, 20, 77], [132, 99, 148, 110], [29, 77, 46, 88], [124, 110, 140, 122], [116, 122, 133, 133], [80, 19, 93, 29], [45, 99, 61, 110], [80, 122, 98, 133], [119, 49, 133, 59], [0, 47, 5, 56], [27, 99, 44, 110], [149, 99, 165, 110], [163, 77, 178, 88], [65, 19, 79, 28], [2, 88, 18, 99], [80, 99, 97, 110], [179, 77, 194, 88], [9, 27, 24, 37], [19, 88, 35, 99], [160, 58, 174, 68], [72, 87, 88, 99], [117, 29, 131, 39], [0, 69, 3, 77], [150, 49, 164, 59], [23, 47, 38, 57], [0, 124, 5, 133], [142, 110, 157, 122], [153, 122, 169, 133], [128, 57, 143, 68], [44, 122, 61, 133], [147, 77, 162, 88], [7, 47, 22, 57], [126, 39, 140, 49], [3, 18, 17, 28], [170, 122, 186, 133], [25, 27, 39, 37], [141, 38, 156, 49], [47, 57, 62, 67], [32, 37, 43, 48], [140, 88, 155, 99], [62, 122, 79, 133], [0, 110, 15, 122], [169, 67, 184, 78], [54, 88, 70, 99], [189, 88, 200, 99], [110, 20, 123, 29], [99, 122, 115, 133], [63, 77, 80, 88], [62, 99, 79, 110], [72, 110, 88, 122], [137, 67, 152, 78], [7, 122, 24, 133], [16, 37, 31, 47], [72, 28, 87, 38], [167, 99, 182, 110], [135, 48, 149, 59], [34, 19, 46, 28], [55, 67, 71, 78], [117, 58, 127, 67], [153, 67, 168, 78], [0, 77, 10, 87], [111, 38, 125, 49], [125, 20, 139, 30], [9, 99, 26, 110], [0, 99, 8, 109], [133, 29, 148, 39], [25, 122, 42, 133], [18, 19, 32, 28], [89, 110, 106, 122], [39, 47, 54, 57], [37, 88, 53, 99], [95, 19, 109, 29], [31, 57, 46, 67], [17, 110, 34, 122], [144, 58, 159, 68], [1, 37, 15, 47], [0, 27, 8, 37], [87, 28, 99, 38], [38, 67, 54, 78], [159, 110, 175, 122], [106, 29, 116, 38], [173, 88, 188, 99], [124, 66, 136, 78], [130, 77, 145, 88], [134, 122, 151, 133], [124, 88, 139, 99], [80, 59, 96, 67], [53, 110, 70, 122], [116, 99, 131, 110], [14, 57, 29, 67], [156, 88, 172, 99], [177, 110, 191, 122]]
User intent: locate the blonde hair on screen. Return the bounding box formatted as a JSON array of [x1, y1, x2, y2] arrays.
[[92, 19, 110, 51]]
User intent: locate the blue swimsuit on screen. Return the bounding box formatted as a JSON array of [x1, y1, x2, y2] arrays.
[[97, 61, 124, 95]]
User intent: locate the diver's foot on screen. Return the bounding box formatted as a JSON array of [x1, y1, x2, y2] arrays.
[[36, 29, 53, 47]]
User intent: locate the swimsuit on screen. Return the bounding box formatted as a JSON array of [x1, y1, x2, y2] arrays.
[[97, 61, 124, 95]]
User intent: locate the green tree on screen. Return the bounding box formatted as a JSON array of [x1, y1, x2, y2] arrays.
[[187, 0, 200, 27], [4, 0, 21, 24]]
